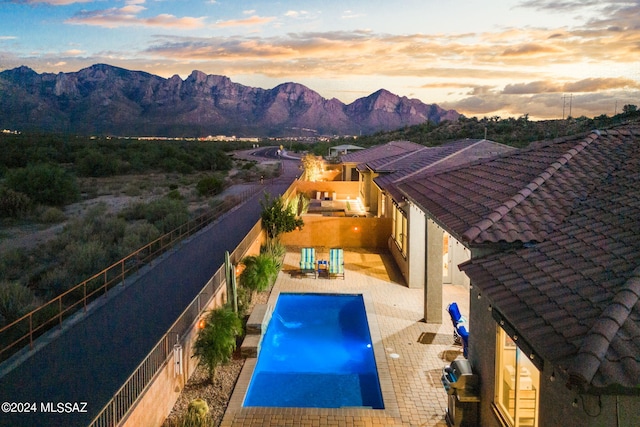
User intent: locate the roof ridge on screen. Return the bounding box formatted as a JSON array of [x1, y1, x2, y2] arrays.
[[372, 146, 430, 171], [461, 132, 600, 243], [567, 267, 640, 391], [394, 139, 486, 184]]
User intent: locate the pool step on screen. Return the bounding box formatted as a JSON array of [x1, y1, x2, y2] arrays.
[[240, 334, 260, 358], [245, 304, 267, 335], [241, 304, 267, 358]]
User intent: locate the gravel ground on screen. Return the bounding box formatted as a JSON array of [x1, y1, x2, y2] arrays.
[[162, 289, 271, 427]]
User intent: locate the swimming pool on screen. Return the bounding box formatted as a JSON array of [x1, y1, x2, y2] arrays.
[[243, 293, 384, 409]]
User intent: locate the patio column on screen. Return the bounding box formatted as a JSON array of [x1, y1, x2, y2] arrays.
[[424, 218, 443, 323]]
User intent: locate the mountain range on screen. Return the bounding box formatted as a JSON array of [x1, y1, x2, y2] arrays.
[[0, 64, 459, 137]]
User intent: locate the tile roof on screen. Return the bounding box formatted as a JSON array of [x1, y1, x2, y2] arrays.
[[398, 127, 639, 245], [368, 139, 516, 200], [458, 125, 640, 393], [339, 140, 423, 164]]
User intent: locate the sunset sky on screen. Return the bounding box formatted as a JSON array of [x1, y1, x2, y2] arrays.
[[1, 0, 639, 120]]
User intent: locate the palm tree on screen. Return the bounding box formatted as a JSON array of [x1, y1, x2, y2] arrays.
[[239, 254, 278, 297], [192, 306, 242, 384]]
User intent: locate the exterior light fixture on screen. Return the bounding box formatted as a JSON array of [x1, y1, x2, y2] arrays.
[[198, 318, 206, 329]]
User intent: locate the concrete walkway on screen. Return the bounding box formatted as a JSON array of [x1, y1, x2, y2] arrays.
[[222, 247, 470, 427]]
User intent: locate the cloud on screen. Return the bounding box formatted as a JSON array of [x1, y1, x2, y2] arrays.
[[11, 0, 93, 5], [503, 78, 640, 94], [66, 4, 206, 29], [62, 49, 85, 56], [501, 43, 562, 56], [213, 15, 276, 28], [517, 0, 604, 12]]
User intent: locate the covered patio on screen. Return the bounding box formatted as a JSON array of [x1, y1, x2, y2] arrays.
[[222, 247, 470, 427]]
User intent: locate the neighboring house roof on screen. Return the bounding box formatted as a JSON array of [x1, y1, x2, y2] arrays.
[[369, 139, 515, 200], [398, 127, 639, 245], [340, 140, 423, 164], [459, 129, 640, 393], [329, 144, 364, 156]]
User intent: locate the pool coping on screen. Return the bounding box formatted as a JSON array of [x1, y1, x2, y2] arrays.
[[223, 288, 400, 421]]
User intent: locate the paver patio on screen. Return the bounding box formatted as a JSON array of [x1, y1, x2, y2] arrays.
[[222, 247, 470, 427]]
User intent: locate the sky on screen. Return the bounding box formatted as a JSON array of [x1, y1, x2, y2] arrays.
[[1, 0, 639, 120]]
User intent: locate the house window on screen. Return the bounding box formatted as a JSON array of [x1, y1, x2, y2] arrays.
[[495, 327, 539, 427], [392, 204, 407, 256]]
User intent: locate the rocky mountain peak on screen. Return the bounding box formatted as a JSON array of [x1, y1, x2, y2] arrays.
[[0, 64, 459, 136]]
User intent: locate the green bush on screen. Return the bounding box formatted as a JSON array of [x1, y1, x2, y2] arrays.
[[166, 189, 183, 200], [0, 249, 32, 282], [260, 238, 286, 271], [0, 188, 32, 218], [260, 193, 303, 239], [120, 198, 189, 232], [239, 254, 278, 295], [63, 241, 109, 278], [39, 207, 66, 224], [192, 306, 242, 384], [196, 176, 225, 197], [120, 222, 161, 255], [75, 149, 119, 177], [5, 163, 79, 206], [0, 281, 36, 326]]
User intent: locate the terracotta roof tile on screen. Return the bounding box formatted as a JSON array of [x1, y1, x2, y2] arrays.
[[459, 125, 640, 393], [340, 140, 423, 164]]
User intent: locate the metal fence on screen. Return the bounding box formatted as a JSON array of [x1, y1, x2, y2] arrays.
[[88, 219, 264, 427], [0, 185, 264, 363]]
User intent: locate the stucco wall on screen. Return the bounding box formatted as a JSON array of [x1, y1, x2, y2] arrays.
[[292, 181, 360, 201], [450, 240, 471, 287], [279, 216, 392, 249], [121, 284, 227, 427], [120, 226, 265, 427]]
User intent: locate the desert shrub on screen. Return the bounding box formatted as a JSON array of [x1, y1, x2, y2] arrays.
[[38, 267, 72, 297], [63, 241, 109, 278], [196, 175, 225, 197], [39, 207, 66, 224], [0, 281, 36, 326], [122, 183, 142, 197], [0, 248, 32, 282], [260, 238, 286, 271], [235, 285, 251, 318], [166, 189, 183, 200], [0, 188, 32, 218], [60, 204, 127, 245], [192, 306, 242, 384], [122, 197, 188, 224], [119, 222, 161, 255], [156, 212, 190, 234], [5, 163, 79, 206], [75, 149, 119, 177]]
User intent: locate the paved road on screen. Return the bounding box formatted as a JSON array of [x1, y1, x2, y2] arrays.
[[0, 154, 299, 427]]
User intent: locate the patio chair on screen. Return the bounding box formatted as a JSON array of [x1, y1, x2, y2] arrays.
[[457, 325, 469, 359], [328, 248, 345, 279], [447, 302, 467, 344], [299, 247, 317, 278]]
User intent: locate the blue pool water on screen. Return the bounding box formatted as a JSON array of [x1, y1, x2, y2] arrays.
[[243, 293, 384, 409]]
